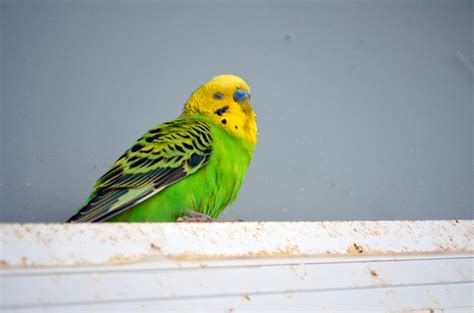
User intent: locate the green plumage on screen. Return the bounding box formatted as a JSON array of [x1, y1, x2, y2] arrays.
[[67, 115, 254, 222]]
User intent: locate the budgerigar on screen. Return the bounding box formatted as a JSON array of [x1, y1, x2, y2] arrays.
[[67, 74, 257, 222]]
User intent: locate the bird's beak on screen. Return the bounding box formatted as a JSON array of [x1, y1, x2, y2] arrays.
[[240, 98, 253, 114]]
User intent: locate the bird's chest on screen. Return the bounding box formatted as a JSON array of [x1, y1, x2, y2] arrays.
[[197, 131, 253, 217]]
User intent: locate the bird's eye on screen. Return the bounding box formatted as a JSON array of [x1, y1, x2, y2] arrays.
[[233, 89, 250, 102], [213, 92, 224, 100]]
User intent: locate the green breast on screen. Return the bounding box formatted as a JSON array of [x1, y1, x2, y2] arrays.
[[109, 117, 254, 222]]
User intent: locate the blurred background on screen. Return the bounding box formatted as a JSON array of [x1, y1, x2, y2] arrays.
[[1, 0, 472, 222]]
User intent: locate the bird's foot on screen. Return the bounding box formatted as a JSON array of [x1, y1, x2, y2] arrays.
[[177, 211, 214, 223]]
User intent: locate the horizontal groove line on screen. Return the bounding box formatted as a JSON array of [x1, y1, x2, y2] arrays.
[[2, 281, 473, 309], [1, 255, 473, 277]]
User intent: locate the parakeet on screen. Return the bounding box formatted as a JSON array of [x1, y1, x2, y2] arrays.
[[67, 74, 257, 223]]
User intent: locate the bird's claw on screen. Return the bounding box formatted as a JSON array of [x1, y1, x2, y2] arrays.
[[177, 211, 213, 223]]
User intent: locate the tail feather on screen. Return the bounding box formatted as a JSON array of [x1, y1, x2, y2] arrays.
[[66, 189, 130, 223]]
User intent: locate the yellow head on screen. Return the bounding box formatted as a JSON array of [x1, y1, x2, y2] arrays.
[[182, 74, 257, 145]]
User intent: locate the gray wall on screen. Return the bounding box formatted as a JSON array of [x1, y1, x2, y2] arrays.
[[1, 1, 472, 222]]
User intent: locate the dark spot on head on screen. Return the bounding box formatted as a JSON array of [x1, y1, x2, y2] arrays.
[[221, 119, 227, 125], [131, 143, 143, 152], [213, 92, 224, 100], [214, 105, 229, 116], [234, 125, 238, 129]]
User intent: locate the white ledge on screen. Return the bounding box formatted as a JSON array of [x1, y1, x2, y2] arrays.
[[1, 220, 472, 267], [1, 220, 473, 311]]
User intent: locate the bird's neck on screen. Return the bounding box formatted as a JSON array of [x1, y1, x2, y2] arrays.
[[184, 110, 257, 147]]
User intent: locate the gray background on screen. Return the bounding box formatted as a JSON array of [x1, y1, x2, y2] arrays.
[[1, 0, 472, 222]]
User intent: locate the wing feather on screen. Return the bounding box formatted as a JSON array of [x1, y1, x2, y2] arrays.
[[67, 119, 212, 223]]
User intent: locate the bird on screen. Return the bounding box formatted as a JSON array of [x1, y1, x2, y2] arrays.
[[67, 74, 257, 222]]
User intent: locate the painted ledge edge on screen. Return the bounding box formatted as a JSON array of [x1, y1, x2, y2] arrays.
[[0, 220, 472, 267]]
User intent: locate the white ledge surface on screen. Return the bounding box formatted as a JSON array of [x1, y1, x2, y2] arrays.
[[1, 220, 473, 311], [0, 220, 472, 267]]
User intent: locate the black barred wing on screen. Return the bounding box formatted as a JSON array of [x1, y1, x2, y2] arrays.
[[67, 119, 213, 222]]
